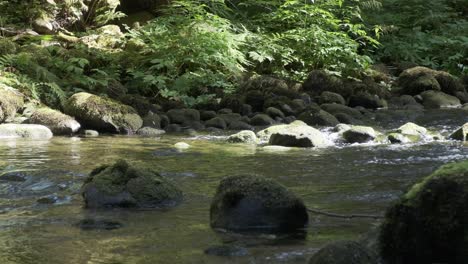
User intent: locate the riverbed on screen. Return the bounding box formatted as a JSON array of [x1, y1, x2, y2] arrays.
[[0, 110, 466, 264]]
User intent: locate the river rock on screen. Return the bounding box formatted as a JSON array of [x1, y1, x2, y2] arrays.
[[82, 130, 99, 137], [205, 117, 227, 129], [174, 142, 190, 149], [308, 241, 377, 264], [0, 124, 53, 139], [398, 66, 464, 96], [342, 126, 376, 143], [82, 160, 182, 208], [256, 121, 306, 142], [167, 108, 200, 124], [250, 114, 275, 126], [228, 120, 253, 131], [227, 131, 258, 144], [64, 92, 142, 134], [379, 160, 468, 263], [142, 111, 161, 129], [450, 123, 468, 141], [137, 127, 165, 137], [298, 109, 339, 127], [266, 107, 285, 119], [0, 84, 24, 123], [210, 175, 308, 233], [420, 90, 461, 109], [219, 113, 242, 126], [348, 92, 386, 109], [200, 110, 217, 121], [28, 107, 80, 135], [269, 123, 328, 148], [318, 91, 345, 105]]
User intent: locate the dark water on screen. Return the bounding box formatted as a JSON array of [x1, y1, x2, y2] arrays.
[[0, 110, 466, 264]]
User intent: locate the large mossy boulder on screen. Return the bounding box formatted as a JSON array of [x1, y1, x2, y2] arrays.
[[210, 175, 308, 233], [28, 107, 80, 135], [379, 160, 468, 264], [269, 123, 328, 148], [308, 241, 377, 264], [420, 90, 461, 109], [450, 123, 468, 141], [0, 124, 53, 139], [0, 85, 24, 123], [342, 126, 376, 143], [64, 92, 143, 134], [82, 160, 182, 208], [398, 67, 465, 96], [256, 120, 306, 142]]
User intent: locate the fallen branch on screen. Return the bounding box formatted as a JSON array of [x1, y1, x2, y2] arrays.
[[307, 207, 384, 219]]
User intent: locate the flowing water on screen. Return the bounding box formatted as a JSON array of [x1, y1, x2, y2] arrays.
[[0, 110, 466, 264]]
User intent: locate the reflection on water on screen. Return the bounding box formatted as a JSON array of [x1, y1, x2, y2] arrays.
[[0, 110, 466, 263]]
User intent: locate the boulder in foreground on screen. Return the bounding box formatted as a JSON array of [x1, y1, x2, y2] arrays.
[[308, 240, 377, 264], [0, 124, 53, 139]]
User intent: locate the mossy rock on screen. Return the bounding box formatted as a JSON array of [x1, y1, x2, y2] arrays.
[[64, 92, 142, 134], [0, 85, 25, 123], [269, 123, 328, 148], [318, 91, 346, 105], [82, 160, 182, 208], [257, 120, 306, 142], [308, 241, 377, 264], [210, 175, 308, 233], [420, 90, 461, 109], [450, 123, 468, 141], [28, 107, 80, 135], [342, 126, 376, 143], [227, 130, 258, 144], [250, 114, 275, 126], [302, 70, 343, 96], [298, 109, 339, 127], [398, 67, 464, 96], [379, 160, 468, 264], [167, 108, 200, 124], [320, 104, 362, 120]]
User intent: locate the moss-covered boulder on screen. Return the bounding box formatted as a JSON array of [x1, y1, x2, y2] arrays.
[[269, 123, 328, 148], [342, 126, 376, 143], [210, 175, 308, 233], [318, 91, 346, 105], [302, 70, 343, 95], [205, 117, 227, 129], [227, 131, 258, 144], [0, 84, 24, 123], [64, 92, 143, 134], [398, 67, 465, 96], [0, 124, 53, 139], [308, 241, 377, 264], [167, 108, 200, 124], [137, 127, 165, 137], [298, 109, 339, 127], [257, 121, 306, 142], [420, 90, 461, 109], [250, 114, 275, 126], [379, 160, 468, 264], [28, 107, 80, 135], [450, 123, 468, 141], [348, 92, 386, 109], [80, 25, 125, 50], [82, 160, 182, 208]]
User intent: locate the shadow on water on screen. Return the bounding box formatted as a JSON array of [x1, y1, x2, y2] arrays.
[[0, 110, 466, 263]]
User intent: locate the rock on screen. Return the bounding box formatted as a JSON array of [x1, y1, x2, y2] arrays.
[[82, 160, 182, 208], [182, 120, 205, 130], [227, 131, 258, 144], [320, 104, 362, 119], [342, 126, 376, 143], [450, 123, 468, 141], [334, 113, 358, 125], [298, 109, 339, 127], [456, 91, 468, 104], [257, 121, 306, 142], [387, 133, 417, 144], [348, 92, 386, 109], [0, 84, 24, 123], [396, 122, 427, 136], [309, 241, 376, 264], [165, 124, 182, 133], [262, 146, 292, 152], [250, 114, 275, 126], [302, 70, 342, 95], [420, 90, 461, 109], [80, 25, 125, 50], [27, 107, 80, 135], [379, 160, 468, 263], [33, 16, 56, 34], [219, 113, 242, 126], [269, 123, 328, 148], [333, 124, 352, 133], [0, 124, 53, 139], [210, 175, 308, 233], [119, 94, 157, 116], [137, 127, 165, 137], [220, 96, 243, 113], [204, 245, 248, 257], [142, 111, 161, 129], [218, 108, 233, 114], [174, 142, 190, 149], [64, 92, 142, 134], [200, 110, 217, 121], [82, 130, 99, 137], [388, 95, 424, 110], [37, 194, 59, 205], [318, 91, 346, 105], [398, 66, 464, 96], [244, 90, 265, 112], [167, 108, 200, 124], [241, 104, 252, 116], [266, 107, 285, 119], [205, 117, 227, 130], [228, 121, 253, 131], [290, 99, 307, 114]]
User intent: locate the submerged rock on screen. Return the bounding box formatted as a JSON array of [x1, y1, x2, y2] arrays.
[[227, 131, 258, 144], [0, 124, 53, 139], [204, 245, 249, 257], [308, 240, 377, 264], [450, 123, 468, 141], [379, 160, 468, 263], [64, 92, 142, 134], [210, 175, 308, 233], [269, 124, 328, 148], [342, 126, 376, 143], [28, 107, 80, 135], [81, 160, 182, 208], [77, 219, 123, 231]]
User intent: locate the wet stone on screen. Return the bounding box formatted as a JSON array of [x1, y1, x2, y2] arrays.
[[204, 245, 249, 257], [76, 219, 123, 231]]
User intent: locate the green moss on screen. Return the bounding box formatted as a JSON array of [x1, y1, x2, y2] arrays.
[[0, 85, 25, 123]]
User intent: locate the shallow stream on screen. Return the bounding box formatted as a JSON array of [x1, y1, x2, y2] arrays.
[[0, 110, 466, 264]]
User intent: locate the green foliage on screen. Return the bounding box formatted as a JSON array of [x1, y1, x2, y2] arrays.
[[369, 0, 468, 74], [125, 0, 248, 105]]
